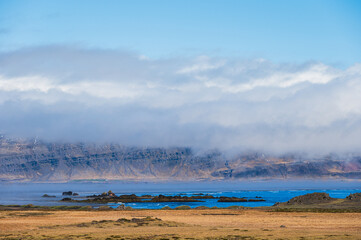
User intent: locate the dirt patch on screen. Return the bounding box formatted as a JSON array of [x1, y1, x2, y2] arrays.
[[6, 212, 54, 218]]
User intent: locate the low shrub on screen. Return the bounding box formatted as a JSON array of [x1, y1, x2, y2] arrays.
[[194, 206, 209, 210], [174, 205, 191, 210], [98, 205, 112, 210]]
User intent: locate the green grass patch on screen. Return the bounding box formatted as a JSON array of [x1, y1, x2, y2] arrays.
[[174, 205, 191, 210]]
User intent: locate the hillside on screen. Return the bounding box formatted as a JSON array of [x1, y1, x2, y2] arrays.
[[0, 137, 360, 182]]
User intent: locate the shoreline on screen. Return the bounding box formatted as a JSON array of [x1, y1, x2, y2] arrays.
[[1, 191, 360, 239], [1, 191, 360, 213]]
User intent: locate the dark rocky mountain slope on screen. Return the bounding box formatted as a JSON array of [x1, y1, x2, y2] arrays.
[[0, 137, 360, 181]]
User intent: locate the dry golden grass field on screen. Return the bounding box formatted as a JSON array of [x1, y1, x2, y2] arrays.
[[0, 208, 360, 240]]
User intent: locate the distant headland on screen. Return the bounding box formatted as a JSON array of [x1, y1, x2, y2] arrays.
[[0, 137, 360, 182]]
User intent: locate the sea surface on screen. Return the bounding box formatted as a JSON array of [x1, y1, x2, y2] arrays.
[[0, 180, 360, 209]]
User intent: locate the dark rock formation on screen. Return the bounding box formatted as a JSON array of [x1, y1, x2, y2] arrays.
[[62, 192, 209, 204], [42, 194, 56, 198], [62, 191, 73, 196], [346, 192, 361, 201], [82, 193, 142, 203], [217, 196, 264, 202], [191, 194, 216, 199], [248, 198, 266, 202], [116, 204, 126, 210], [218, 197, 247, 202], [148, 195, 202, 202], [141, 195, 152, 198]]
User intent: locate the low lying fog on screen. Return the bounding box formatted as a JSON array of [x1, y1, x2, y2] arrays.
[[1, 46, 361, 154]]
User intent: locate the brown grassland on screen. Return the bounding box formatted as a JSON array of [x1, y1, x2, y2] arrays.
[[0, 208, 360, 240]]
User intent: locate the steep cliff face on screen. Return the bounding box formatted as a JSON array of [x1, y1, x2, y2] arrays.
[[0, 137, 360, 181]]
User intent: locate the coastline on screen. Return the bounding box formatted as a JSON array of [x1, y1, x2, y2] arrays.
[[1, 181, 360, 209], [0, 191, 360, 239]]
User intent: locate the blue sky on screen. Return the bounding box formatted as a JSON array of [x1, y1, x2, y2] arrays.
[[0, 0, 360, 65]]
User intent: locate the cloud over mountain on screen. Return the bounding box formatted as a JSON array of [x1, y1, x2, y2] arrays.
[[1, 46, 361, 153]]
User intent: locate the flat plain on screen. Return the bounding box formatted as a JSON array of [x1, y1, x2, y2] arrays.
[[0, 208, 360, 240]]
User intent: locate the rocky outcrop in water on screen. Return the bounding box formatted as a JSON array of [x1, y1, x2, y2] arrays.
[[149, 195, 202, 202], [42, 194, 56, 198], [217, 196, 265, 202], [218, 197, 247, 202], [82, 193, 143, 203]]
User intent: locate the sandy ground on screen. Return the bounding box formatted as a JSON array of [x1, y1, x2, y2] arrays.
[[0, 209, 360, 239]]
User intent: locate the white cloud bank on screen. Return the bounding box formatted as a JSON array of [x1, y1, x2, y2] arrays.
[[0, 46, 361, 153]]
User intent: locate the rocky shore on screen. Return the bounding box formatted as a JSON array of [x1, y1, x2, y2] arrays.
[[58, 190, 266, 203]]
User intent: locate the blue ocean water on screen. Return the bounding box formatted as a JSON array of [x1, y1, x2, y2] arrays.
[[0, 180, 360, 209]]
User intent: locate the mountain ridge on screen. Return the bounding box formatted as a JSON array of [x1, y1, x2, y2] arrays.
[[0, 137, 360, 182]]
